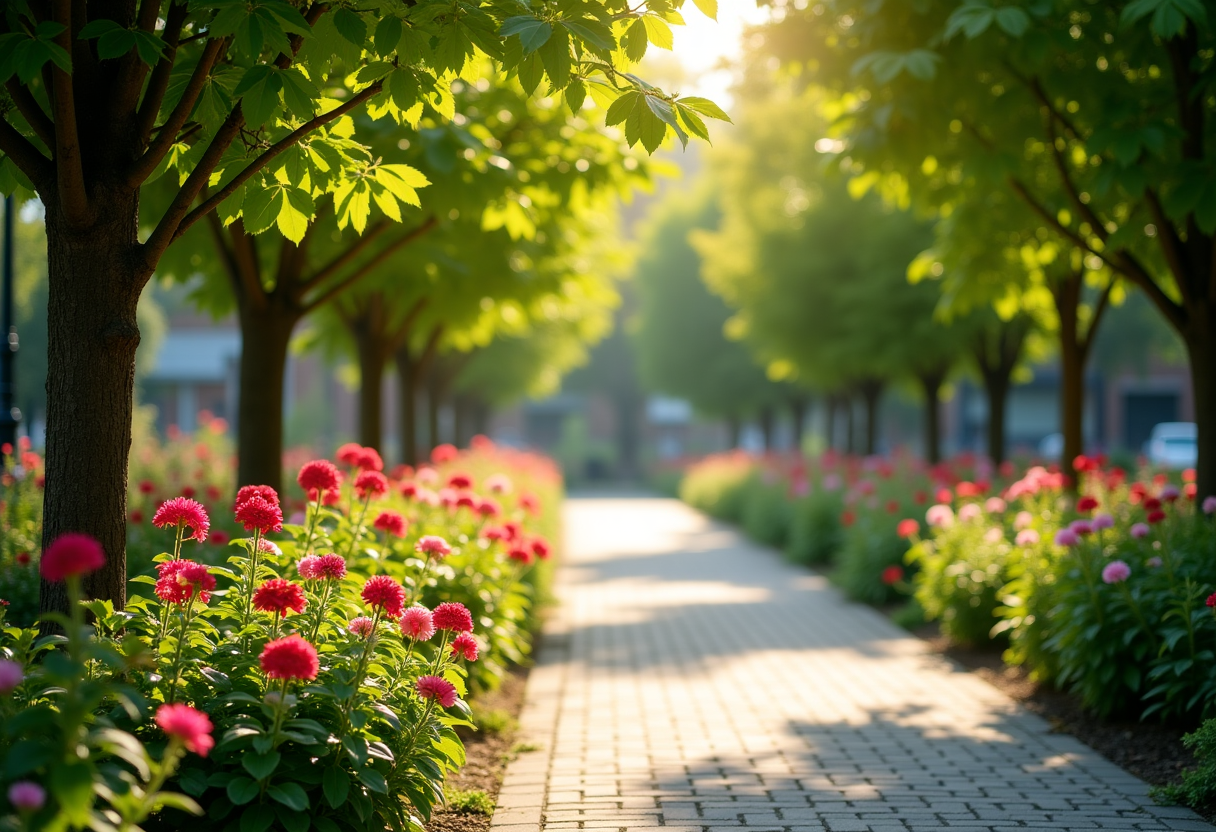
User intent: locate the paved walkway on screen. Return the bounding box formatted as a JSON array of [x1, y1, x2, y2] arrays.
[[490, 497, 1212, 832]]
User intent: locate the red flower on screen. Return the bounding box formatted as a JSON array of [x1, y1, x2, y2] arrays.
[[400, 481, 418, 499], [416, 675, 458, 707], [298, 553, 346, 581], [1184, 483, 1198, 500], [913, 490, 928, 505], [40, 533, 105, 582], [416, 535, 452, 558], [400, 606, 435, 641], [373, 511, 408, 538], [253, 579, 308, 617], [235, 485, 279, 510], [15, 552, 29, 566], [336, 443, 365, 467], [885, 499, 900, 514], [260, 635, 319, 681], [431, 444, 458, 464], [455, 494, 476, 510], [881, 565, 904, 586], [520, 492, 540, 515], [235, 495, 283, 534], [508, 547, 533, 565], [361, 575, 406, 618], [476, 498, 501, 518], [896, 519, 919, 539], [130, 509, 144, 524], [450, 632, 479, 662], [181, 485, 196, 499], [432, 602, 473, 633], [354, 470, 389, 500], [1207, 593, 1216, 609], [935, 488, 953, 503], [153, 497, 210, 542], [155, 560, 216, 604], [447, 472, 473, 490], [1143, 496, 1162, 511], [1147, 509, 1167, 524], [530, 537, 551, 560], [138, 480, 155, 494], [356, 447, 383, 472], [482, 526, 507, 543], [155, 704, 214, 757], [1076, 495, 1099, 513], [298, 460, 342, 494], [211, 530, 230, 546], [840, 510, 856, 528], [206, 484, 223, 502]]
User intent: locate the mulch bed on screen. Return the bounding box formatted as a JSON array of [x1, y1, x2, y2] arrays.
[[426, 666, 530, 832], [912, 622, 1194, 789]]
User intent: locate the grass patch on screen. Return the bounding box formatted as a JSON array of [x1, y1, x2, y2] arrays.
[[445, 788, 495, 815], [473, 707, 517, 736]]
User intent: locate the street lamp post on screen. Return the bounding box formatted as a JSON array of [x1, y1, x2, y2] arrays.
[[0, 195, 20, 448]]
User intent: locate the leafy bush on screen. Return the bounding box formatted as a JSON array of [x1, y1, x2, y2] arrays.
[[832, 516, 909, 606], [741, 477, 794, 548], [444, 788, 494, 815], [0, 439, 560, 831], [1157, 718, 1216, 814], [786, 490, 844, 566], [678, 452, 756, 523]]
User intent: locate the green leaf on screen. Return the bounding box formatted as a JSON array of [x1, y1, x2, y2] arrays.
[[279, 69, 320, 118], [267, 781, 309, 811], [623, 19, 648, 63], [242, 184, 284, 235], [692, 0, 718, 19], [227, 776, 261, 806], [239, 803, 276, 832], [517, 53, 543, 96], [562, 20, 616, 53], [565, 80, 587, 114], [641, 16, 673, 50], [241, 751, 281, 782], [333, 8, 368, 47], [500, 16, 552, 53], [944, 2, 996, 39], [357, 768, 388, 794], [323, 766, 350, 809], [994, 6, 1030, 36], [676, 96, 731, 122], [538, 29, 572, 89], [50, 761, 93, 825], [646, 95, 687, 148], [374, 16, 403, 55], [274, 804, 310, 832]]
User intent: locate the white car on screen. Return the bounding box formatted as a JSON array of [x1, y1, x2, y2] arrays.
[[1145, 422, 1197, 470]]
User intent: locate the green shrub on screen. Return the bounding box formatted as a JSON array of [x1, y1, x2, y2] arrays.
[[741, 478, 794, 548], [786, 490, 844, 565], [678, 453, 755, 523], [473, 708, 517, 736], [1156, 718, 1216, 813], [832, 516, 909, 606], [445, 788, 495, 815]]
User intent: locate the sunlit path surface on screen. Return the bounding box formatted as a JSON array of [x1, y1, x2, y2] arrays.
[[491, 497, 1211, 832]]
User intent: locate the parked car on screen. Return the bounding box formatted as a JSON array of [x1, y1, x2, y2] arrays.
[[1144, 422, 1197, 469]]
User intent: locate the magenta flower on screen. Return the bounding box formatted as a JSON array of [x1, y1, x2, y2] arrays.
[[1053, 528, 1080, 548], [347, 616, 375, 638], [1101, 560, 1131, 584], [0, 659, 23, 692], [7, 781, 45, 812], [416, 675, 458, 708], [1091, 513, 1114, 531], [400, 606, 435, 641], [1203, 495, 1216, 515], [1130, 522, 1151, 539]]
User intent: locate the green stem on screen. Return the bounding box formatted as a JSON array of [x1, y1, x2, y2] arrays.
[[303, 492, 324, 556], [269, 677, 292, 749], [1117, 583, 1159, 653], [241, 529, 264, 639], [342, 496, 372, 560], [307, 580, 334, 643], [165, 599, 197, 703]]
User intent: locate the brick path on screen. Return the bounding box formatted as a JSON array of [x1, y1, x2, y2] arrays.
[[490, 497, 1211, 832]]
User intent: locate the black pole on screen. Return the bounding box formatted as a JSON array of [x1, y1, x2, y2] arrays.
[[0, 195, 20, 449]]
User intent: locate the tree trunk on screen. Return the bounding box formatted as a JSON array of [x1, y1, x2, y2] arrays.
[[790, 397, 808, 452], [40, 195, 143, 616], [859, 379, 883, 456], [426, 382, 441, 454], [824, 397, 837, 451], [758, 405, 776, 451], [972, 316, 1030, 467], [919, 371, 945, 465], [1184, 312, 1216, 503], [471, 399, 490, 438], [452, 395, 470, 447], [844, 396, 856, 455], [1059, 333, 1085, 477], [236, 306, 296, 492], [981, 371, 1010, 466], [726, 414, 741, 450], [395, 346, 419, 466], [356, 334, 386, 451]]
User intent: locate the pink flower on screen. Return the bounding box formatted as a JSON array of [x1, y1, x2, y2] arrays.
[[431, 444, 458, 464], [520, 492, 540, 515], [1014, 511, 1034, 530], [476, 497, 502, 518], [361, 575, 406, 618], [416, 675, 458, 707], [40, 533, 105, 582], [1015, 529, 1040, 546], [373, 511, 408, 538], [416, 535, 452, 558], [299, 553, 346, 581], [355, 447, 383, 472], [260, 635, 319, 680], [447, 472, 473, 490], [354, 470, 389, 499], [235, 495, 284, 534], [451, 632, 479, 662], [896, 519, 919, 539], [257, 538, 282, 555], [336, 443, 365, 467], [1070, 520, 1093, 536], [1203, 495, 1216, 515], [347, 616, 375, 638], [530, 537, 552, 560], [253, 579, 307, 617], [926, 504, 954, 528], [1101, 560, 1131, 584], [1130, 522, 1151, 539], [400, 606, 435, 641], [235, 485, 280, 510], [984, 497, 1007, 513], [298, 460, 342, 494], [432, 601, 473, 632], [485, 474, 512, 494], [152, 497, 210, 542], [1053, 528, 1079, 548], [155, 703, 215, 757], [959, 504, 982, 523], [508, 546, 533, 565], [7, 781, 45, 812], [1092, 512, 1114, 530], [155, 560, 216, 605], [0, 659, 23, 692], [1161, 484, 1181, 502]]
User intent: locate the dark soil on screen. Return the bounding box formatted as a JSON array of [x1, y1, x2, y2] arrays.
[[426, 666, 530, 832], [912, 622, 1194, 789]]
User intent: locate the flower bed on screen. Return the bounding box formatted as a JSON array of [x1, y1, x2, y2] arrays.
[[0, 437, 560, 831]]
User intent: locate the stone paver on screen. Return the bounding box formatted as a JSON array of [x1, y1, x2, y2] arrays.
[[491, 497, 1210, 832]]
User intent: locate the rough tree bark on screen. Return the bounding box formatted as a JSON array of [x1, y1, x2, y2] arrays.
[[235, 305, 296, 494], [1052, 272, 1112, 487]]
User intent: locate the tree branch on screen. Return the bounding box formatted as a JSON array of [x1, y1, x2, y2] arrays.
[[50, 0, 90, 227], [1145, 187, 1192, 298], [4, 80, 54, 149], [1044, 115, 1109, 243], [293, 219, 394, 299], [1080, 279, 1114, 360], [129, 36, 225, 185], [176, 81, 384, 238], [133, 2, 191, 149], [0, 115, 53, 186], [301, 216, 436, 314]]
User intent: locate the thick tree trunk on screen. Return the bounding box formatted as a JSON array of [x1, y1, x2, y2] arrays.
[[40, 195, 144, 616], [844, 396, 856, 455], [236, 307, 296, 492], [726, 414, 741, 450], [356, 335, 386, 451], [1184, 312, 1216, 503], [859, 379, 883, 456], [919, 371, 945, 465], [394, 349, 419, 466], [1059, 337, 1085, 476], [824, 397, 837, 451], [790, 397, 808, 451], [981, 371, 1010, 466], [758, 406, 776, 451]]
